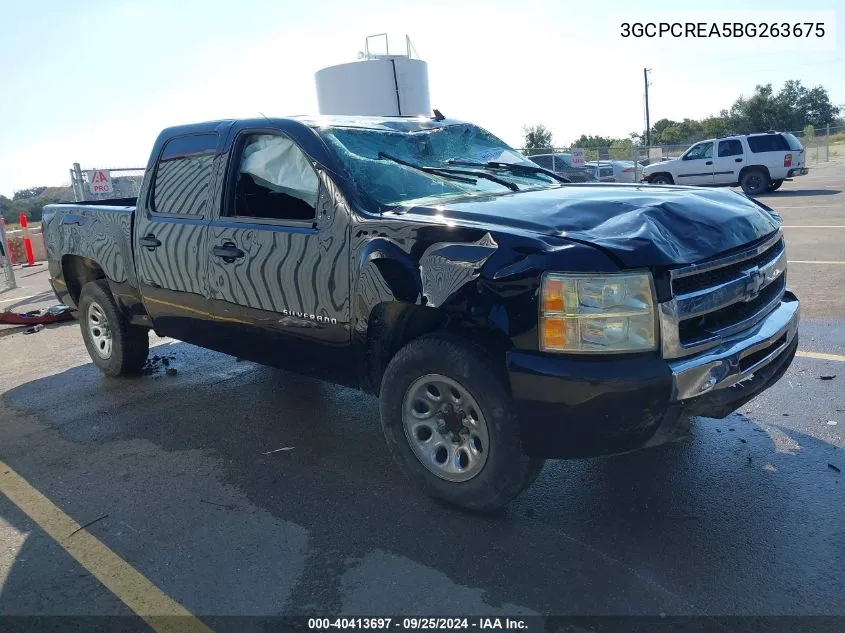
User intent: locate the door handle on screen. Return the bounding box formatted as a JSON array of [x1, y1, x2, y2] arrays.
[[212, 243, 245, 263], [705, 161, 713, 165], [139, 234, 161, 250], [735, 158, 743, 162]]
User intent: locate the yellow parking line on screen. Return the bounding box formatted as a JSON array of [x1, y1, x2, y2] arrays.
[[0, 460, 213, 633], [796, 350, 845, 362]]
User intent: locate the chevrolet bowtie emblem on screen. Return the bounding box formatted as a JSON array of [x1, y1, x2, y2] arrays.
[[743, 267, 766, 300]]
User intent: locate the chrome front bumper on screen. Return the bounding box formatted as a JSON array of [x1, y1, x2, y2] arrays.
[[669, 292, 800, 402]]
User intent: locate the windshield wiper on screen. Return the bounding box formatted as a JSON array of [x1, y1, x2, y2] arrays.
[[378, 152, 519, 192], [447, 160, 571, 184]]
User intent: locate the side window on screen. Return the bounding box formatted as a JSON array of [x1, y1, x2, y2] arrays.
[[685, 142, 713, 160], [153, 134, 217, 216], [718, 139, 743, 157], [530, 156, 552, 169], [747, 134, 789, 153], [233, 134, 319, 222]]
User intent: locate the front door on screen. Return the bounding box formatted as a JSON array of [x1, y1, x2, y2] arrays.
[[676, 141, 715, 186], [207, 128, 352, 384], [134, 132, 220, 345], [713, 138, 745, 185]]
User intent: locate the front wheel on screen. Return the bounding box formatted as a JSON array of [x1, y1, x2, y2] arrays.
[[768, 179, 784, 191], [78, 280, 150, 377], [649, 174, 673, 185], [379, 333, 544, 512]]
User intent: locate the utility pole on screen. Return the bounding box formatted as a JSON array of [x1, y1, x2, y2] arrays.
[[644, 68, 651, 147]]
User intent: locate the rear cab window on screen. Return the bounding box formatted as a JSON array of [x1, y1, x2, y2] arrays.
[[152, 133, 218, 216]]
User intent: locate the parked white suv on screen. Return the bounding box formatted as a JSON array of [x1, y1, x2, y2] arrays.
[[642, 132, 808, 195]]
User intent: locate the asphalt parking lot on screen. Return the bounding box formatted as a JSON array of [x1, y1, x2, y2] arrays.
[[1, 163, 844, 630]]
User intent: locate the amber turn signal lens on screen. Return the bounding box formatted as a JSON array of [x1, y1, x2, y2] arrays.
[[543, 278, 565, 313], [541, 318, 566, 350]]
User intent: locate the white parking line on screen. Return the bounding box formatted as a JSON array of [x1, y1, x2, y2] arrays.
[[787, 261, 845, 265], [0, 293, 37, 304], [774, 205, 842, 209], [781, 225, 845, 228]]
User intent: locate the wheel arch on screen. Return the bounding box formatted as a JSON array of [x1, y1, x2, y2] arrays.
[[739, 164, 771, 181], [363, 301, 513, 396], [61, 254, 107, 308], [648, 172, 675, 184]]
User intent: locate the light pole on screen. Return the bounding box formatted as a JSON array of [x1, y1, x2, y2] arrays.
[[644, 68, 652, 147]]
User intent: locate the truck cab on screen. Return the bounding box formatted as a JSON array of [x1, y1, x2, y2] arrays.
[[42, 115, 800, 511]]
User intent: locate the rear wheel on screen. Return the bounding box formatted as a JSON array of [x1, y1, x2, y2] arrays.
[[649, 174, 673, 185], [768, 179, 784, 191], [740, 168, 770, 196], [379, 333, 544, 512], [78, 280, 149, 377]]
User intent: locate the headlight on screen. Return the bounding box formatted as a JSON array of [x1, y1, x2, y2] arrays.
[[540, 272, 657, 353]]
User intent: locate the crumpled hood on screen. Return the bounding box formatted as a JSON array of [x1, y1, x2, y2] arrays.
[[405, 184, 780, 268]]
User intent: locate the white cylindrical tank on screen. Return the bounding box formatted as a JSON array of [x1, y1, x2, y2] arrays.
[[315, 56, 431, 117]]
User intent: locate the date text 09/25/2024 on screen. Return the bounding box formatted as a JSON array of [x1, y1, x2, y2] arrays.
[[307, 618, 528, 630]]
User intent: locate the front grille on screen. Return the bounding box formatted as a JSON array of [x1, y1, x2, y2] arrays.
[[662, 232, 788, 358], [739, 333, 788, 372], [673, 239, 784, 295], [678, 276, 785, 345]]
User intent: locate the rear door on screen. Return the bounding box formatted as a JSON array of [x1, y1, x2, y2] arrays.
[[712, 138, 745, 184], [676, 141, 715, 185], [134, 132, 221, 344], [207, 126, 352, 384]]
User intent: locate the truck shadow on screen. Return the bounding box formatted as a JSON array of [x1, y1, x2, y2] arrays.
[[1, 343, 843, 616], [757, 188, 841, 197]]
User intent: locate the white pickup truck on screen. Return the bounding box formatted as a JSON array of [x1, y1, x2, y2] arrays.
[[642, 132, 808, 195]]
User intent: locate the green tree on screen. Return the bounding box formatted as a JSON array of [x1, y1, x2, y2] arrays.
[[570, 134, 616, 149], [522, 124, 553, 155], [12, 186, 47, 201], [804, 124, 816, 138]]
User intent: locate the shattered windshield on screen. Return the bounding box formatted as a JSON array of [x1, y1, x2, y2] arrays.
[[319, 124, 557, 206]]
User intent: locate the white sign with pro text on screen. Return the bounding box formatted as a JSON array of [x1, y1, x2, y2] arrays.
[[570, 149, 586, 167], [87, 170, 113, 194]]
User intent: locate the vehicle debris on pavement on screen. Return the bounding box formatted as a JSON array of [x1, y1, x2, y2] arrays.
[[0, 303, 73, 325], [263, 447, 296, 455]]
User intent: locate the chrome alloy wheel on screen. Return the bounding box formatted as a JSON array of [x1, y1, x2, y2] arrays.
[[87, 301, 113, 359], [402, 374, 490, 482]]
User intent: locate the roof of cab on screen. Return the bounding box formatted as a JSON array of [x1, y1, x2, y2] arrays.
[[290, 115, 467, 132], [160, 115, 468, 139]]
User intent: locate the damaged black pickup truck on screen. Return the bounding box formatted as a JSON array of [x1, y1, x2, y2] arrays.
[[43, 116, 799, 510]]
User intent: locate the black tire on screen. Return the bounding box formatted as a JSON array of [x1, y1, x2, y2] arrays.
[[768, 179, 784, 191], [649, 173, 673, 185], [740, 168, 770, 196], [78, 279, 149, 377], [379, 333, 545, 512]]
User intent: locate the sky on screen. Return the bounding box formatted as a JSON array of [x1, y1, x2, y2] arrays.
[[0, 0, 842, 196]]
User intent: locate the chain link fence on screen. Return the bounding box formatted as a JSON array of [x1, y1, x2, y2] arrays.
[[0, 217, 16, 293], [519, 125, 843, 184], [69, 164, 145, 202]]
